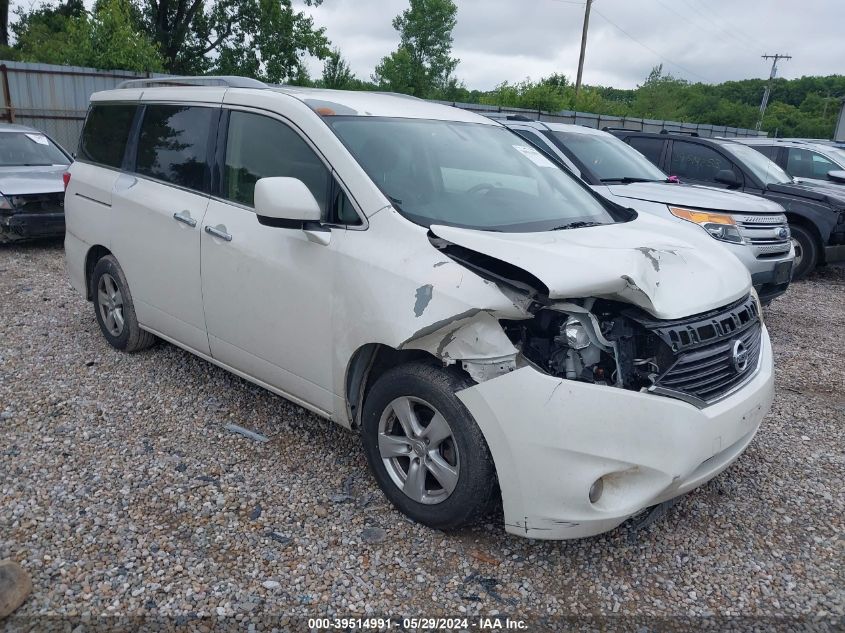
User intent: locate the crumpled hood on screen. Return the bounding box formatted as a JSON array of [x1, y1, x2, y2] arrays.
[[0, 166, 68, 196], [604, 181, 785, 214], [430, 214, 751, 320]]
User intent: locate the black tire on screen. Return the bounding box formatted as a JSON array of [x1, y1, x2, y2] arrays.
[[360, 362, 498, 530], [789, 223, 819, 281], [91, 255, 155, 352]]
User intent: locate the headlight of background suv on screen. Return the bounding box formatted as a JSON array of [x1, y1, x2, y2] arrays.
[[669, 206, 745, 244], [0, 194, 14, 211]]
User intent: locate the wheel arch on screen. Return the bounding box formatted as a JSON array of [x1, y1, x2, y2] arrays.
[[84, 244, 112, 300], [784, 214, 825, 264], [344, 343, 442, 429]]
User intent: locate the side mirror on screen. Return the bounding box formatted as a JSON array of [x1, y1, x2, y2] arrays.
[[714, 169, 741, 188], [254, 177, 321, 224], [826, 169, 845, 184]]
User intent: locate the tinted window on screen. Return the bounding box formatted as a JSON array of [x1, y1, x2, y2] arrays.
[[224, 111, 330, 215], [786, 148, 839, 179], [628, 137, 665, 166], [136, 105, 213, 191], [549, 131, 667, 182], [79, 104, 136, 168], [751, 145, 778, 160], [669, 141, 730, 182]]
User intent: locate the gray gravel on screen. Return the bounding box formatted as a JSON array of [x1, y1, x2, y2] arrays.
[[1, 241, 843, 629]]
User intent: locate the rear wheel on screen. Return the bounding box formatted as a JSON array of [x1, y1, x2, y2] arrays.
[[789, 224, 818, 281], [360, 362, 497, 530], [91, 255, 155, 352]]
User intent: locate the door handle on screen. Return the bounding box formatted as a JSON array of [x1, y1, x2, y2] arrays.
[[204, 224, 232, 242], [173, 211, 197, 227]]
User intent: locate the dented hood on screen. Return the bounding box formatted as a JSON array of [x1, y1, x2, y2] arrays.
[[603, 181, 785, 214], [430, 214, 751, 320]]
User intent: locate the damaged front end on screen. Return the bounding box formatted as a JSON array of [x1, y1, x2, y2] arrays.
[[422, 229, 763, 410]]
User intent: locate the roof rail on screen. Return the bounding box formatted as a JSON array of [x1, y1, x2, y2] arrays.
[[116, 75, 268, 90], [601, 126, 633, 133], [659, 129, 699, 137]]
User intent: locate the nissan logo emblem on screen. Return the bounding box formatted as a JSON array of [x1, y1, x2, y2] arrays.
[[732, 340, 750, 373]]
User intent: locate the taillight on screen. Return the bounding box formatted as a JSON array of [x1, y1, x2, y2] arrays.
[[62, 171, 71, 191]]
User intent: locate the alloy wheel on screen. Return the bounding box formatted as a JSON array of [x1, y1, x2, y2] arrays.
[[377, 396, 460, 505], [97, 273, 125, 337]]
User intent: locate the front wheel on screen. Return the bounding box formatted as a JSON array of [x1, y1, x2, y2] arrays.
[[789, 224, 819, 281], [360, 362, 497, 530]]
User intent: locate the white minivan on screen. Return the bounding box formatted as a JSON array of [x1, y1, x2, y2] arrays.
[[65, 77, 775, 540]]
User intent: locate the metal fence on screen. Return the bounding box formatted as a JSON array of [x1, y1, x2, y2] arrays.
[[433, 101, 766, 138], [0, 60, 766, 152], [0, 61, 165, 151]]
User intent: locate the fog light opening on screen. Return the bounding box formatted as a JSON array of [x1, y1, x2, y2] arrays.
[[589, 477, 604, 504]]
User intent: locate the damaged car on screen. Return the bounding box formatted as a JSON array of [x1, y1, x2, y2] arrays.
[[65, 77, 774, 540], [0, 123, 72, 243]]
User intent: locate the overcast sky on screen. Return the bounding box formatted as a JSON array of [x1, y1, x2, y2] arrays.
[[298, 0, 844, 90]]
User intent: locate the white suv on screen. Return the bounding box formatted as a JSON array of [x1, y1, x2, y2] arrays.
[[65, 77, 775, 540]]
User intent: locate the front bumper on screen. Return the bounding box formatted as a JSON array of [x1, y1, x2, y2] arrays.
[[457, 325, 774, 540], [0, 211, 65, 240], [726, 241, 794, 303]]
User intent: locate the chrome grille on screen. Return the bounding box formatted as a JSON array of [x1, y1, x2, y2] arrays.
[[643, 294, 763, 406], [734, 214, 791, 259], [654, 323, 762, 404]]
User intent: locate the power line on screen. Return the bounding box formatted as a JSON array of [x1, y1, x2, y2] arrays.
[[591, 7, 712, 82], [651, 0, 758, 55], [681, 0, 767, 53]]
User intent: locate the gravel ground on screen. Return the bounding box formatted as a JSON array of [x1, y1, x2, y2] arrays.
[[1, 241, 843, 631]]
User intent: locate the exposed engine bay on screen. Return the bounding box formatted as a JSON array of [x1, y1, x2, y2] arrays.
[[500, 293, 762, 406]]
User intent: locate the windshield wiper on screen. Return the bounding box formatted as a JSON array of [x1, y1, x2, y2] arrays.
[[550, 221, 604, 230], [599, 176, 659, 184]]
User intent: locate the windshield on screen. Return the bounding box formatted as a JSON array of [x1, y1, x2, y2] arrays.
[[549, 130, 667, 183], [828, 147, 845, 167], [328, 117, 618, 232], [722, 142, 791, 185], [0, 132, 69, 167]]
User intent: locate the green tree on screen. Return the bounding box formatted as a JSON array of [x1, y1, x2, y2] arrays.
[[321, 48, 355, 89], [373, 0, 459, 98], [137, 0, 329, 79], [14, 0, 163, 72]]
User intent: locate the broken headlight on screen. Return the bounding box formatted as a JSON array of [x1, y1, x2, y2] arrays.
[[0, 194, 13, 211], [669, 206, 745, 245]]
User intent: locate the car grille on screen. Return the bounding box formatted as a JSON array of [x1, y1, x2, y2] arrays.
[[646, 295, 763, 406], [734, 214, 791, 259], [8, 192, 65, 214]]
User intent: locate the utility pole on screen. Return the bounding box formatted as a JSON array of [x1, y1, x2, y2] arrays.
[[574, 0, 593, 106], [756, 53, 791, 131]]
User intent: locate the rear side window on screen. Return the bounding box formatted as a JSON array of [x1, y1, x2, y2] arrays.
[[136, 105, 213, 192], [79, 104, 136, 168], [223, 110, 331, 214], [752, 145, 779, 160], [628, 137, 665, 166], [669, 141, 729, 182]]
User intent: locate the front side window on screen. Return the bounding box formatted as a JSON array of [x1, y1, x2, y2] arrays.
[[223, 111, 330, 215], [721, 142, 791, 185], [329, 117, 618, 232], [79, 104, 136, 168], [669, 141, 730, 182], [786, 148, 839, 179], [136, 104, 213, 192], [627, 137, 665, 166], [549, 131, 667, 183]]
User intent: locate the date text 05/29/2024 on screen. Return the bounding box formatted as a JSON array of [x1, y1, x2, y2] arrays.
[[308, 616, 529, 630]]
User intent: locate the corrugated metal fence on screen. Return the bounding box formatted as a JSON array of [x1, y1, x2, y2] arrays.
[[0, 61, 164, 151], [0, 60, 765, 152], [434, 101, 766, 138]]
